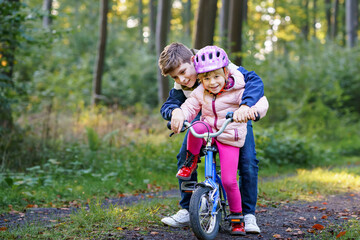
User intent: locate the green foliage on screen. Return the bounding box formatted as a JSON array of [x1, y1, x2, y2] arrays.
[[255, 128, 333, 167]]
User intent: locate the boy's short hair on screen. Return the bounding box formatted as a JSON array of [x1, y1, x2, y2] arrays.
[[158, 42, 193, 76]]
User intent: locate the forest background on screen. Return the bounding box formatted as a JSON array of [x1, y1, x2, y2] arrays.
[[0, 0, 360, 217]]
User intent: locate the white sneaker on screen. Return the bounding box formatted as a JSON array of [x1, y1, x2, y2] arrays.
[[161, 209, 190, 227], [244, 214, 261, 233]]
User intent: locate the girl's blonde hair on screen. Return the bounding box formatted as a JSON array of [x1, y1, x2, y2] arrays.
[[198, 68, 227, 83]]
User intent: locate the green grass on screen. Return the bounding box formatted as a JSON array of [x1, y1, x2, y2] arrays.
[[1, 165, 359, 239], [258, 165, 360, 204], [309, 220, 360, 239], [0, 137, 182, 213], [0, 198, 180, 239]]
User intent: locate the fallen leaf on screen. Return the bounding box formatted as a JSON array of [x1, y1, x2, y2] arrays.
[[322, 202, 328, 205], [299, 217, 306, 221], [0, 227, 7, 231], [286, 227, 293, 232], [134, 227, 141, 231], [273, 234, 281, 238], [336, 231, 346, 238], [312, 224, 325, 230], [321, 215, 328, 219], [150, 232, 159, 235]]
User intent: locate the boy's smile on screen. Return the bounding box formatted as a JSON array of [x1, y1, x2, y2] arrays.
[[169, 62, 197, 88]]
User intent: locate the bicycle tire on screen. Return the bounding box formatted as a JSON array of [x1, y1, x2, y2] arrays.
[[189, 186, 221, 240]]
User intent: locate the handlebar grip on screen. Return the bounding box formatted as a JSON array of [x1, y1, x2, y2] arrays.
[[254, 113, 260, 122], [167, 121, 172, 130], [167, 121, 188, 135], [226, 112, 234, 122]]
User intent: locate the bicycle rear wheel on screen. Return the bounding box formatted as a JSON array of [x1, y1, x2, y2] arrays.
[[189, 187, 221, 240]]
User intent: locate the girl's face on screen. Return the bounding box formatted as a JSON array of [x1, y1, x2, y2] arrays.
[[169, 62, 197, 88], [200, 71, 226, 94]]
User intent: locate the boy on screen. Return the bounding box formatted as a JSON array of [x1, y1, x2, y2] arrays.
[[159, 42, 263, 233]]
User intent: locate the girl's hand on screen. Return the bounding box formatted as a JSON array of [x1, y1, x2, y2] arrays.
[[233, 105, 250, 123], [246, 107, 258, 121], [171, 108, 185, 134]]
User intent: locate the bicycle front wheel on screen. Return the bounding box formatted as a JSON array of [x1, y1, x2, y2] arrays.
[[189, 187, 221, 240]]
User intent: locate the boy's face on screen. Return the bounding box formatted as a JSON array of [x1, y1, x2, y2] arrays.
[[169, 62, 197, 88]]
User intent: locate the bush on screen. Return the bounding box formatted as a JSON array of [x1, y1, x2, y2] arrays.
[[255, 128, 333, 167]]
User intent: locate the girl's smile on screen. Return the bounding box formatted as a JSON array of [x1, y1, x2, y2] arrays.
[[201, 73, 226, 94]]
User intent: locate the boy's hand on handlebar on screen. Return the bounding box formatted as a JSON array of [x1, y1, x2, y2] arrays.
[[233, 105, 250, 123], [171, 108, 185, 134]]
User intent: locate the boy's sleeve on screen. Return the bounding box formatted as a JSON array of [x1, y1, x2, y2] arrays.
[[252, 96, 269, 119], [180, 91, 202, 122], [160, 88, 187, 121], [237, 66, 265, 107]]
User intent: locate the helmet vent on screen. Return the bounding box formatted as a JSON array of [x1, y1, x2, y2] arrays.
[[209, 53, 213, 59], [201, 54, 205, 61], [216, 51, 220, 58]]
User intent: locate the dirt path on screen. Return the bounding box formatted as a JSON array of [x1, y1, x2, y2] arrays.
[[1, 190, 359, 239]]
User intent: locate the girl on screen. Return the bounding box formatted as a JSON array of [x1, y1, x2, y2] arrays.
[[175, 46, 269, 235]]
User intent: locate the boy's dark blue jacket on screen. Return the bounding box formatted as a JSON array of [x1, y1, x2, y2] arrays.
[[160, 66, 264, 121]]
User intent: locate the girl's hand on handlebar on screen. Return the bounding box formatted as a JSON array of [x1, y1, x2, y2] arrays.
[[246, 107, 258, 121], [171, 108, 185, 134], [233, 105, 250, 123]]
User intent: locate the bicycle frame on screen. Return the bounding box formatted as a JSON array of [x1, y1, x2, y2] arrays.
[[183, 118, 233, 216]]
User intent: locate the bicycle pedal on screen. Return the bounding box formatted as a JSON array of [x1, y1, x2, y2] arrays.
[[180, 181, 197, 192]]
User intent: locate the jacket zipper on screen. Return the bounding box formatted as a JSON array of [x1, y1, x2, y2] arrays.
[[212, 95, 219, 130]]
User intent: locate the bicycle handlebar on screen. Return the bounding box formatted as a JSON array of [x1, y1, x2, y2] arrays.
[[167, 112, 234, 138]]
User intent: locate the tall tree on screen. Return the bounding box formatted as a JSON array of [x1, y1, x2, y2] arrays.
[[193, 0, 217, 49], [301, 0, 310, 40], [156, 0, 172, 103], [149, 0, 157, 52], [42, 0, 52, 29], [346, 0, 359, 47], [228, 0, 244, 66], [91, 0, 108, 106], [183, 0, 192, 40], [220, 0, 230, 49], [331, 0, 339, 40], [0, 0, 21, 129], [325, 0, 331, 38], [313, 0, 317, 38], [138, 0, 143, 43]]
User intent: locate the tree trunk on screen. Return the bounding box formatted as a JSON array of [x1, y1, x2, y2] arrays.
[[331, 0, 339, 40], [325, 0, 331, 38], [193, 0, 217, 49], [242, 0, 248, 23], [302, 0, 310, 40], [313, 0, 317, 38], [0, 0, 21, 129], [138, 0, 143, 43], [91, 0, 108, 106], [42, 0, 52, 29], [228, 0, 243, 66], [149, 0, 157, 52], [220, 0, 230, 49], [156, 0, 172, 104], [183, 0, 192, 40], [346, 0, 359, 47]]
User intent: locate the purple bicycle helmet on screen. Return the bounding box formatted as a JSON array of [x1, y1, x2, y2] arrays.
[[193, 46, 229, 74]]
